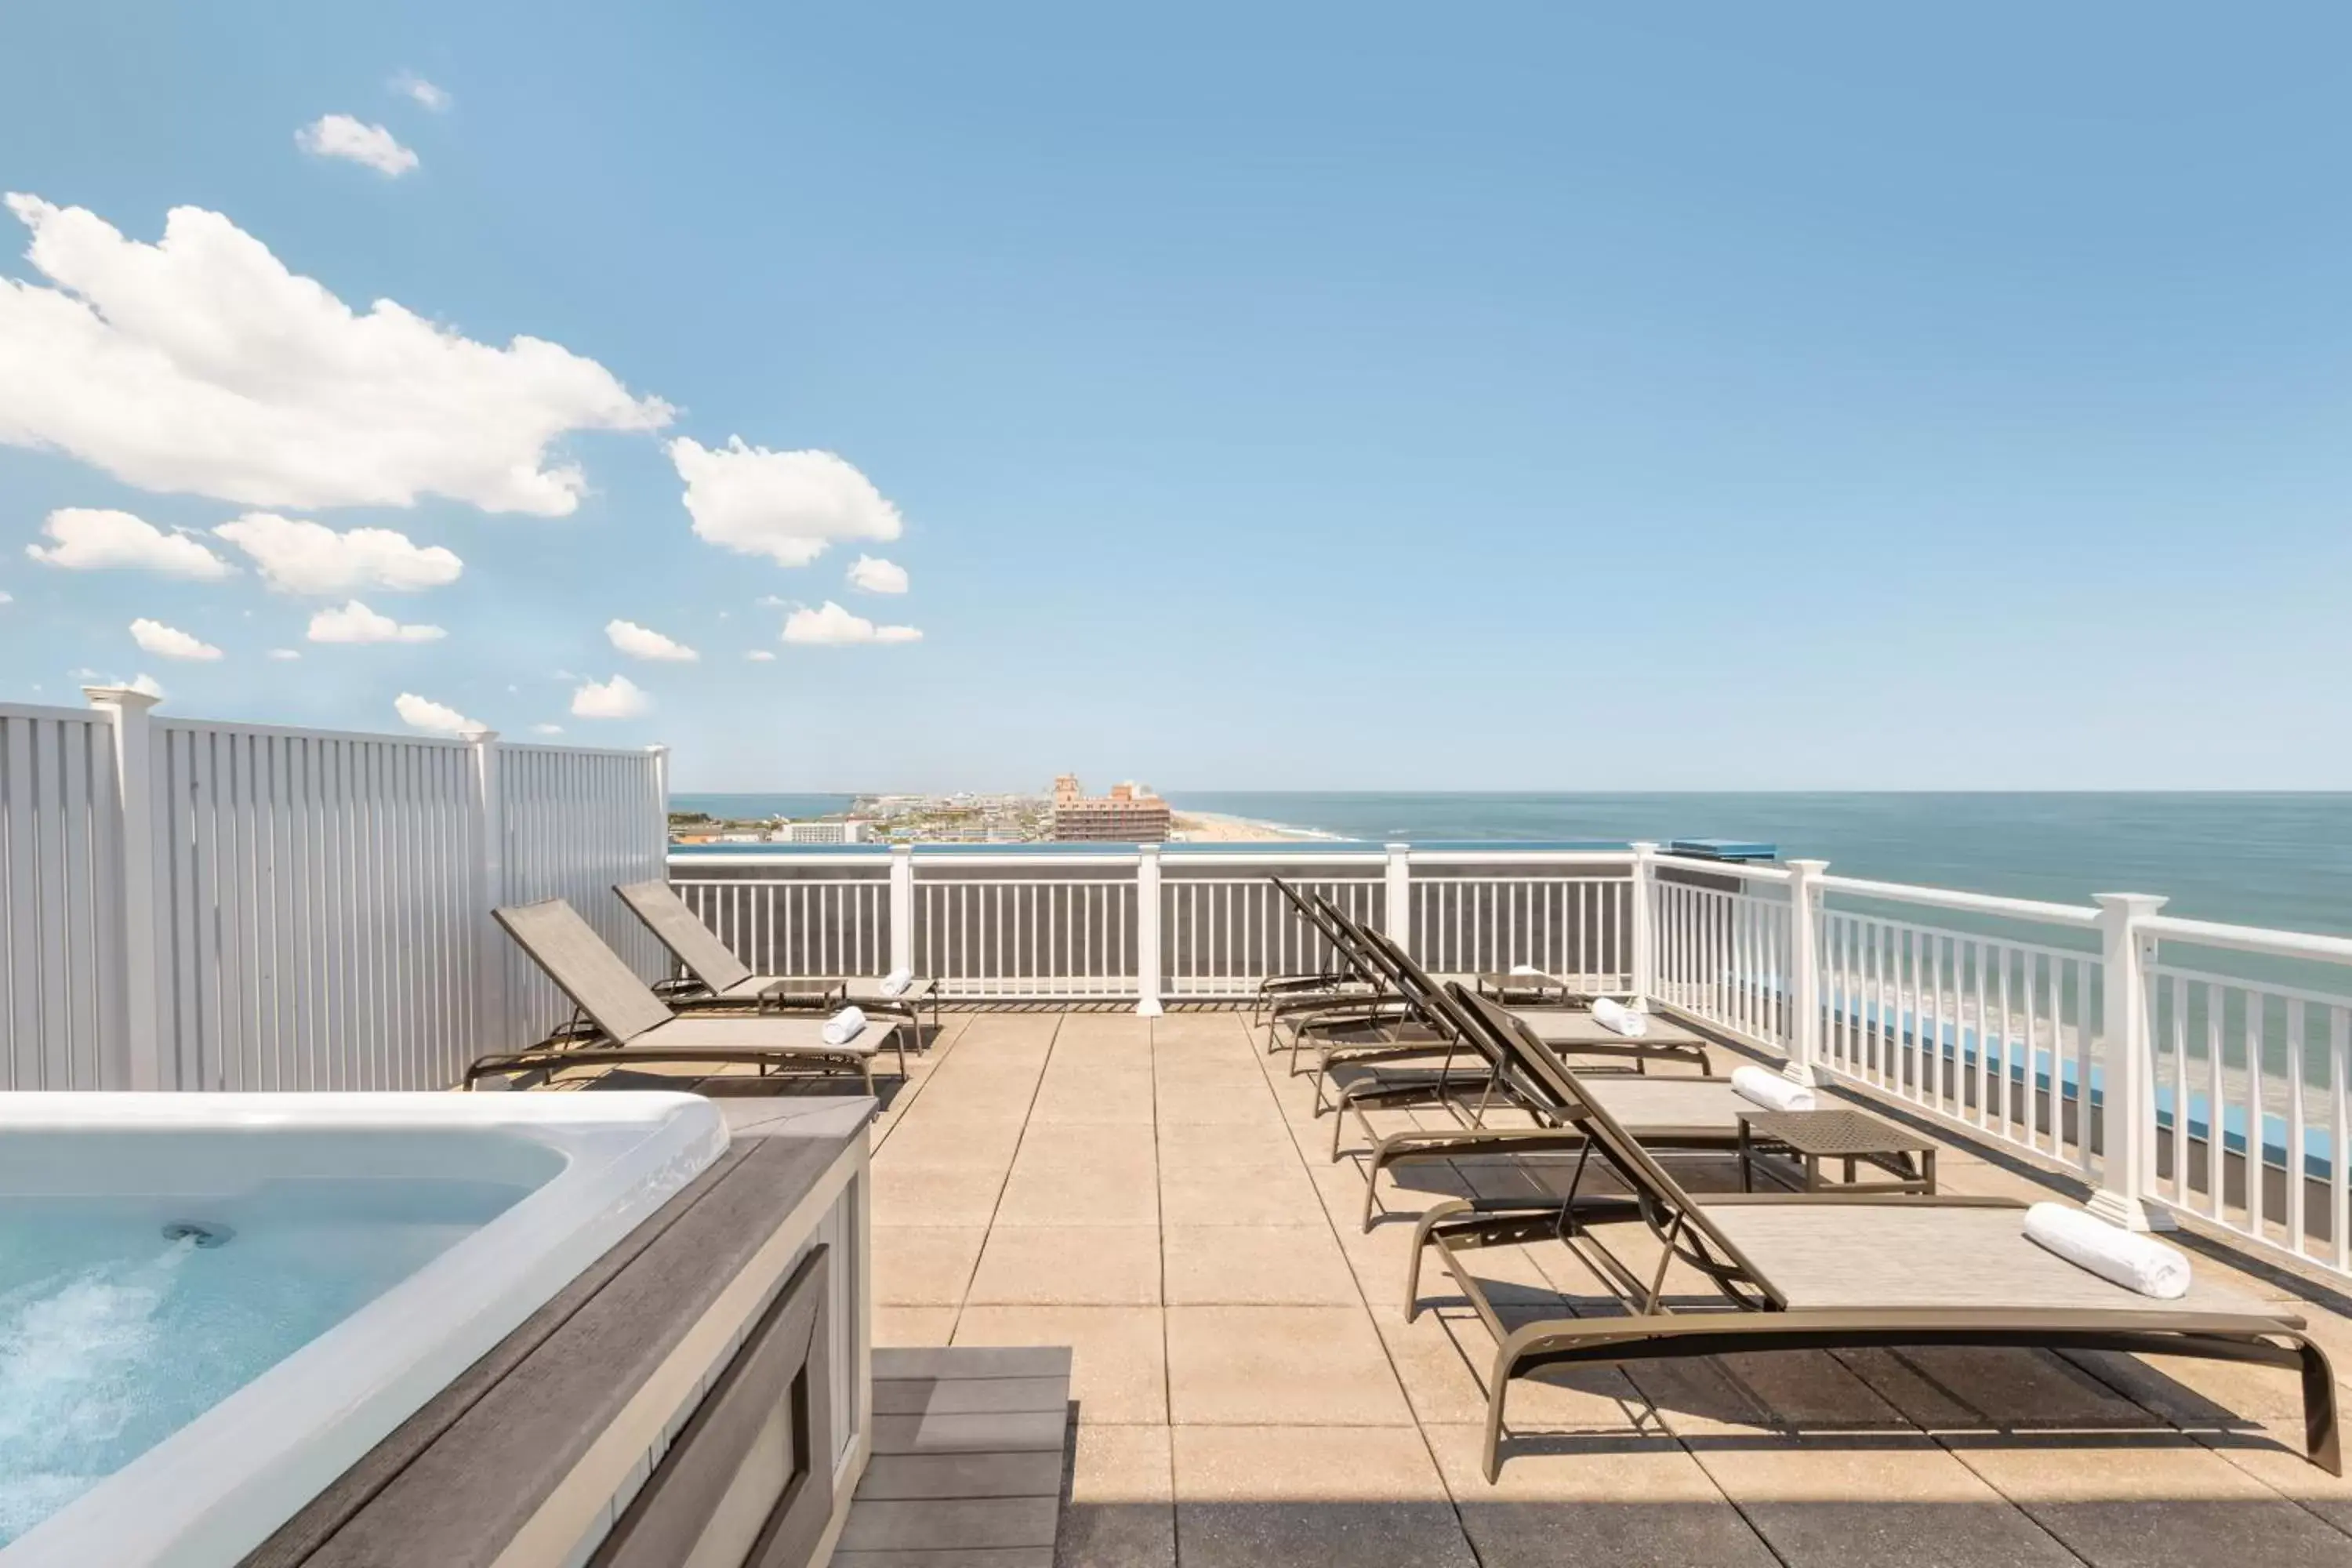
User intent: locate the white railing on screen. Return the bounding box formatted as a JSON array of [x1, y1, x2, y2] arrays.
[[0, 690, 669, 1092], [677, 871, 893, 982], [916, 856, 1139, 1000], [1407, 853, 1632, 994], [1163, 855, 1385, 998], [1650, 863, 1795, 1050]]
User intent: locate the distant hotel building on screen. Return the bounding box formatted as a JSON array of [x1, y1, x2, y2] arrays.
[[771, 819, 868, 845], [1051, 774, 1171, 842]]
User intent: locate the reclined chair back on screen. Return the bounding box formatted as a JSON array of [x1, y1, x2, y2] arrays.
[[616, 879, 754, 993], [1450, 985, 1781, 1310], [1270, 877, 1382, 989], [495, 898, 673, 1046]]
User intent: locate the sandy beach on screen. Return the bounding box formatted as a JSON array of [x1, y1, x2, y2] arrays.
[[1167, 810, 1334, 844]]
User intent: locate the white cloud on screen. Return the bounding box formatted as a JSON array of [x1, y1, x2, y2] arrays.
[[128, 672, 164, 699], [781, 601, 922, 646], [847, 554, 909, 594], [394, 691, 477, 734], [390, 72, 452, 112], [129, 618, 222, 660], [27, 506, 232, 578], [0, 590, 11, 604], [296, 114, 419, 177], [267, 648, 300, 660], [307, 599, 445, 644], [744, 649, 775, 662], [213, 512, 460, 593], [0, 194, 673, 515], [605, 618, 699, 662], [670, 437, 902, 567], [571, 673, 649, 718], [531, 721, 564, 735]]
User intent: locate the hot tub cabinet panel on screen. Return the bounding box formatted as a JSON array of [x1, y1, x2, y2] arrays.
[[247, 1097, 876, 1568]]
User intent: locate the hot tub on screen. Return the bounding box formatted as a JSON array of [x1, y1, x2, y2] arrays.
[[0, 1091, 727, 1567]]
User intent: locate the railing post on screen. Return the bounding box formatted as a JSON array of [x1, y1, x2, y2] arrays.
[[1629, 841, 1659, 1007], [1134, 844, 1163, 1017], [1384, 842, 1413, 951], [888, 842, 916, 977], [2088, 892, 2169, 1231], [85, 685, 163, 1091], [468, 729, 509, 1061], [1783, 859, 1828, 1086]]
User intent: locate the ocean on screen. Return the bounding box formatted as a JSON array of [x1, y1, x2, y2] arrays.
[[673, 791, 2352, 937]]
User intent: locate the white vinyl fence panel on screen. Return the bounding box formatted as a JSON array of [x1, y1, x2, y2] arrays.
[[0, 704, 125, 1089], [150, 720, 480, 1091], [499, 743, 670, 1046], [0, 695, 670, 1093]]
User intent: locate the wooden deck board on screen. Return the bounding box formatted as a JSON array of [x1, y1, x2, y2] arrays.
[[838, 1347, 1073, 1567]]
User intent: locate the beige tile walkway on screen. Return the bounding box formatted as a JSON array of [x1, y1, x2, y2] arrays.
[[573, 1009, 2352, 1566]]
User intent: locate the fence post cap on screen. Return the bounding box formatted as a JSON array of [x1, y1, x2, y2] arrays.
[[1785, 858, 1830, 875], [461, 725, 499, 743], [82, 684, 162, 711], [2092, 892, 2168, 917], [1629, 840, 1659, 854]]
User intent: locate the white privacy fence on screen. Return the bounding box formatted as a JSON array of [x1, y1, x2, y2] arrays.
[[0, 691, 667, 1093]]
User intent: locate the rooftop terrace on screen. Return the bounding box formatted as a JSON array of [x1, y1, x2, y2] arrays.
[[526, 1008, 2352, 1568]]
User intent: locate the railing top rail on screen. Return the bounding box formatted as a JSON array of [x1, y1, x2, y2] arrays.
[[0, 699, 111, 725], [1814, 873, 2102, 930], [152, 713, 473, 749], [499, 740, 669, 761], [1407, 848, 1634, 868], [2143, 914, 2352, 968], [2150, 960, 2352, 1011], [1654, 853, 1792, 884]]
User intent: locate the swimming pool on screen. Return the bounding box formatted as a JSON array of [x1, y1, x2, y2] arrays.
[[0, 1091, 727, 1566]]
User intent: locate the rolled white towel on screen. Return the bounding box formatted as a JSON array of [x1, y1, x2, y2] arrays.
[[1589, 997, 1651, 1038], [2023, 1202, 2190, 1299], [822, 1005, 869, 1046], [1730, 1064, 1817, 1112], [878, 967, 915, 999], [1508, 963, 1544, 977]]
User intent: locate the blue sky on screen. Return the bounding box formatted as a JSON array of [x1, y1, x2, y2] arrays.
[[2, 3, 2348, 790]]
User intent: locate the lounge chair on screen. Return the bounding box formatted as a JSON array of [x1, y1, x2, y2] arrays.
[[1406, 986, 2342, 1483], [465, 898, 908, 1090], [614, 878, 941, 1037], [1251, 877, 1382, 1025]]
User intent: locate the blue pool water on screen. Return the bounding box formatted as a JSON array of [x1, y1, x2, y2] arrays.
[[0, 1178, 531, 1548]]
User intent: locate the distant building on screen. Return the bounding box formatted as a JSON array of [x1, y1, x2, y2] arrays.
[[771, 819, 868, 845], [1051, 774, 1171, 842]]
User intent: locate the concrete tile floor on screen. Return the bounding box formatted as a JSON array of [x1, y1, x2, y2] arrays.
[[549, 1009, 2352, 1567]]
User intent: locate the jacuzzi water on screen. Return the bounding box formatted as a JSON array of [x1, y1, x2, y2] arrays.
[[0, 1177, 530, 1544], [0, 1093, 727, 1567]]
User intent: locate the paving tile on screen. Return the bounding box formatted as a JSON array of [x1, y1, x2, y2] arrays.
[[873, 1307, 960, 1347], [1159, 1164, 1327, 1226], [873, 1225, 988, 1305], [1152, 1080, 1289, 1127], [1952, 1432, 2352, 1566], [1171, 1425, 1477, 1568], [873, 1116, 1025, 1171], [968, 1226, 1163, 1306], [1374, 1301, 1652, 1432], [1853, 1346, 2161, 1431], [1693, 1435, 2078, 1566], [2196, 1419, 2352, 1536], [996, 1163, 1160, 1226], [954, 1306, 1168, 1423], [1008, 1123, 1162, 1177], [873, 1163, 1011, 1227], [1164, 1305, 1413, 1426], [1156, 1120, 1302, 1171], [1056, 1422, 1174, 1568], [1162, 1225, 1359, 1306], [1423, 1425, 1777, 1568], [1028, 1071, 1157, 1125]]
